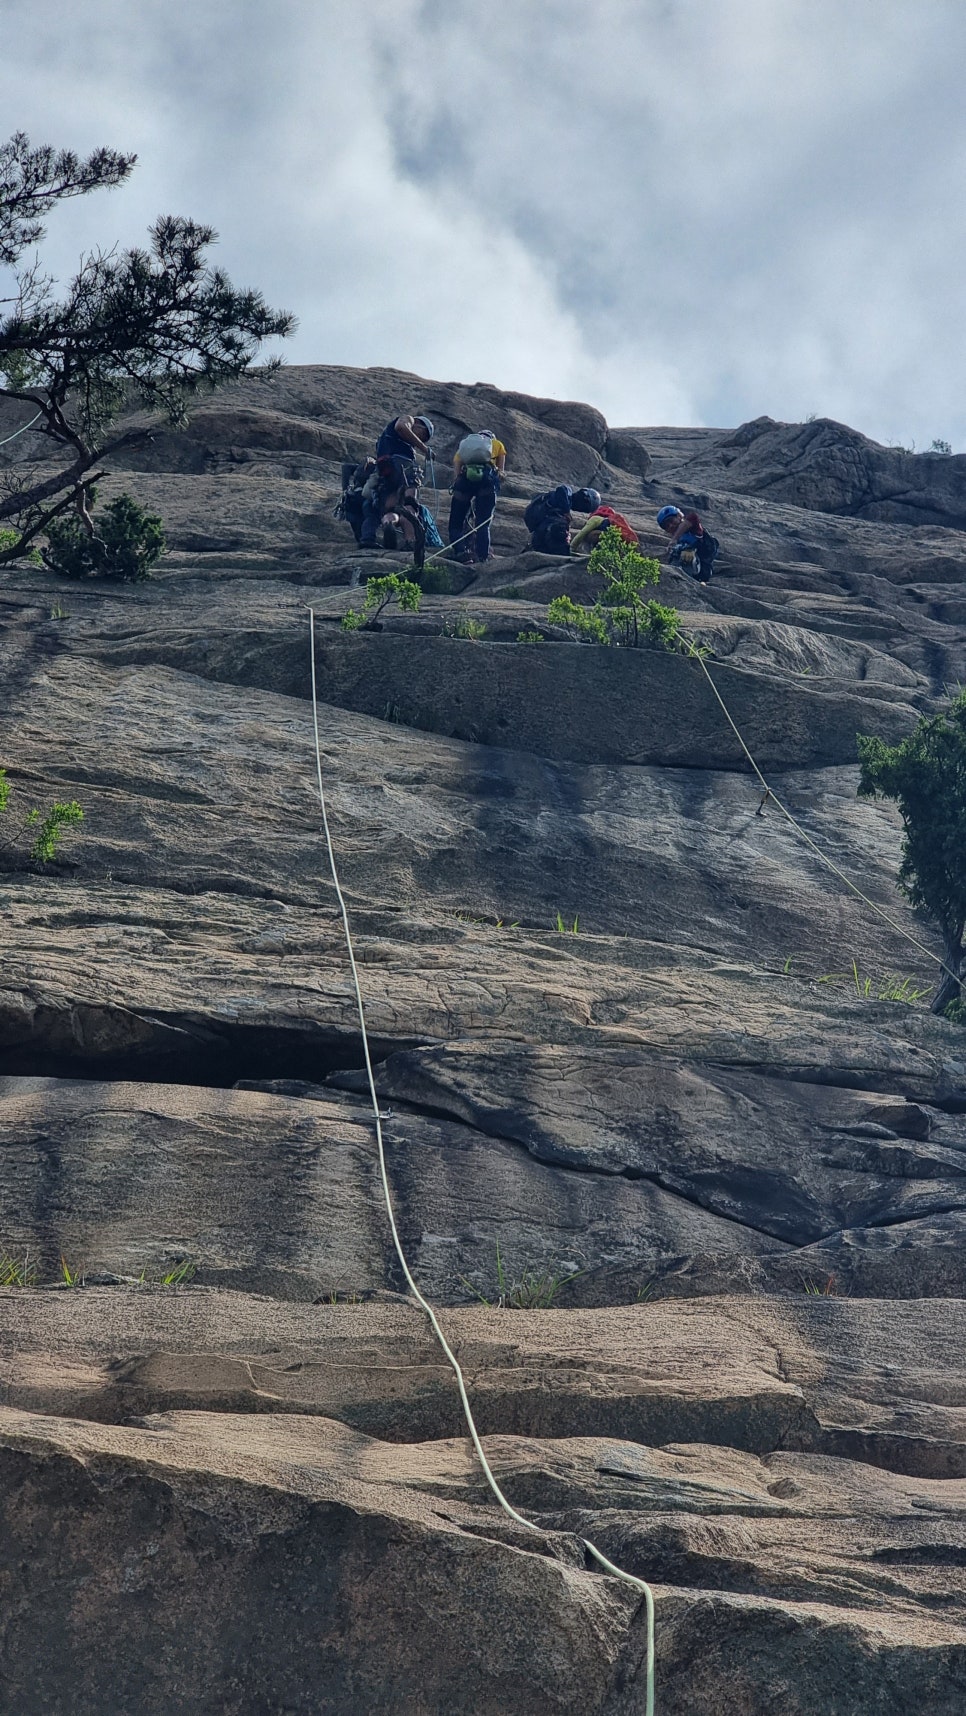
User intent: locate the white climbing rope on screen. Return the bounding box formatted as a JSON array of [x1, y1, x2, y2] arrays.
[[688, 643, 961, 987], [0, 408, 43, 448], [307, 607, 656, 1714]]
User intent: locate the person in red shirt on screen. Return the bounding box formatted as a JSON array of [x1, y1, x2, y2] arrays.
[[657, 505, 719, 582], [570, 504, 639, 553]]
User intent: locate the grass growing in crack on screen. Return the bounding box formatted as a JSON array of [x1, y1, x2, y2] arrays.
[[60, 1257, 84, 1288], [159, 1259, 196, 1287], [816, 960, 930, 1004], [801, 1274, 841, 1296], [0, 1250, 37, 1287], [460, 1242, 582, 1309], [555, 911, 579, 934], [443, 615, 488, 640]]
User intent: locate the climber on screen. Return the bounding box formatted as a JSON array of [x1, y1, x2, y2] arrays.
[[657, 504, 719, 583], [360, 413, 435, 547], [523, 486, 599, 556], [570, 503, 640, 554], [336, 457, 375, 545], [448, 428, 507, 564]]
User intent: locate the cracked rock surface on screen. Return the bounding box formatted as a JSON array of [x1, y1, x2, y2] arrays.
[[1, 366, 966, 1711]]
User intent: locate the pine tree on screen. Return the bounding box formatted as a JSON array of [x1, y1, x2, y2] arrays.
[[858, 691, 966, 1014], [0, 132, 294, 562]]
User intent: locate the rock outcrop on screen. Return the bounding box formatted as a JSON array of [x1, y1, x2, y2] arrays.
[[2, 363, 966, 1712]]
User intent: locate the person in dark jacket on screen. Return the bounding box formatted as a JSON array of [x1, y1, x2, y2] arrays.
[[524, 486, 599, 555], [360, 414, 435, 546]]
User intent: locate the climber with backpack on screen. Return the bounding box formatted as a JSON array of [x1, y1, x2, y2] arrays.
[[448, 429, 507, 564], [336, 457, 376, 544], [360, 413, 435, 547], [524, 485, 600, 555], [657, 504, 719, 583], [570, 503, 639, 554]]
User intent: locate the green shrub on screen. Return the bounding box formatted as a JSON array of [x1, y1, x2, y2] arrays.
[[44, 492, 165, 582], [548, 526, 681, 649], [0, 768, 83, 863], [858, 689, 966, 1013], [0, 528, 42, 566], [516, 630, 545, 643], [342, 573, 421, 631]]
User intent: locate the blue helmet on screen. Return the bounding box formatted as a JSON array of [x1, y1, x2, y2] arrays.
[[414, 415, 434, 439], [571, 487, 601, 512], [657, 505, 682, 526]]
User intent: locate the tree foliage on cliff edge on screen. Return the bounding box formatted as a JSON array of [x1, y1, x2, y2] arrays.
[[857, 690, 966, 1015], [0, 131, 294, 563]]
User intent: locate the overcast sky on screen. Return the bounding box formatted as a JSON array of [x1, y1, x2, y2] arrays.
[[2, 0, 964, 445]]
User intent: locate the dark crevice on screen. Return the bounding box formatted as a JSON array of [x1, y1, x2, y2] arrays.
[[0, 1018, 430, 1091]]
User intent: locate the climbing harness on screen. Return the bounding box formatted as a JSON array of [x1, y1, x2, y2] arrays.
[[307, 608, 656, 1715], [688, 643, 962, 987]]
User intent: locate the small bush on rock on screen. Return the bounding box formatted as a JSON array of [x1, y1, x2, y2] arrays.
[[0, 767, 83, 863], [342, 573, 421, 631], [44, 491, 165, 582], [547, 525, 683, 650]]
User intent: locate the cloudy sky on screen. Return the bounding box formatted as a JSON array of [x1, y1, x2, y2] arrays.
[[2, 0, 964, 445]]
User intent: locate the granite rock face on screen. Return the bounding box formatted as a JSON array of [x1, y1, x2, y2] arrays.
[[2, 363, 966, 1711]]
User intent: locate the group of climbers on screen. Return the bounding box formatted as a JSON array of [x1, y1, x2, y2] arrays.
[[337, 405, 720, 582]]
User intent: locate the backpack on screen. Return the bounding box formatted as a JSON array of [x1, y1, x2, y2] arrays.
[[458, 432, 494, 468], [524, 494, 550, 533], [419, 505, 443, 551]]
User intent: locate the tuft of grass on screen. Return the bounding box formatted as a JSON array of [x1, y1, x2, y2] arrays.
[[801, 1274, 840, 1296], [159, 1259, 196, 1287], [555, 911, 579, 934], [816, 961, 929, 1005], [60, 1257, 84, 1288], [516, 630, 545, 644], [0, 1250, 37, 1287], [49, 602, 70, 620], [443, 615, 488, 640], [460, 1241, 582, 1309]]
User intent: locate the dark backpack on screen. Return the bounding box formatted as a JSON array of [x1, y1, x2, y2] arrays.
[[525, 494, 550, 533]]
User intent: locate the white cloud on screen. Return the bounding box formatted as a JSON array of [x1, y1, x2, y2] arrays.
[[1, 0, 964, 445]]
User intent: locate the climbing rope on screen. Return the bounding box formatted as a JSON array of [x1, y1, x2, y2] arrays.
[[0, 408, 43, 448], [688, 643, 961, 987], [423, 513, 485, 566], [307, 608, 656, 1713]]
